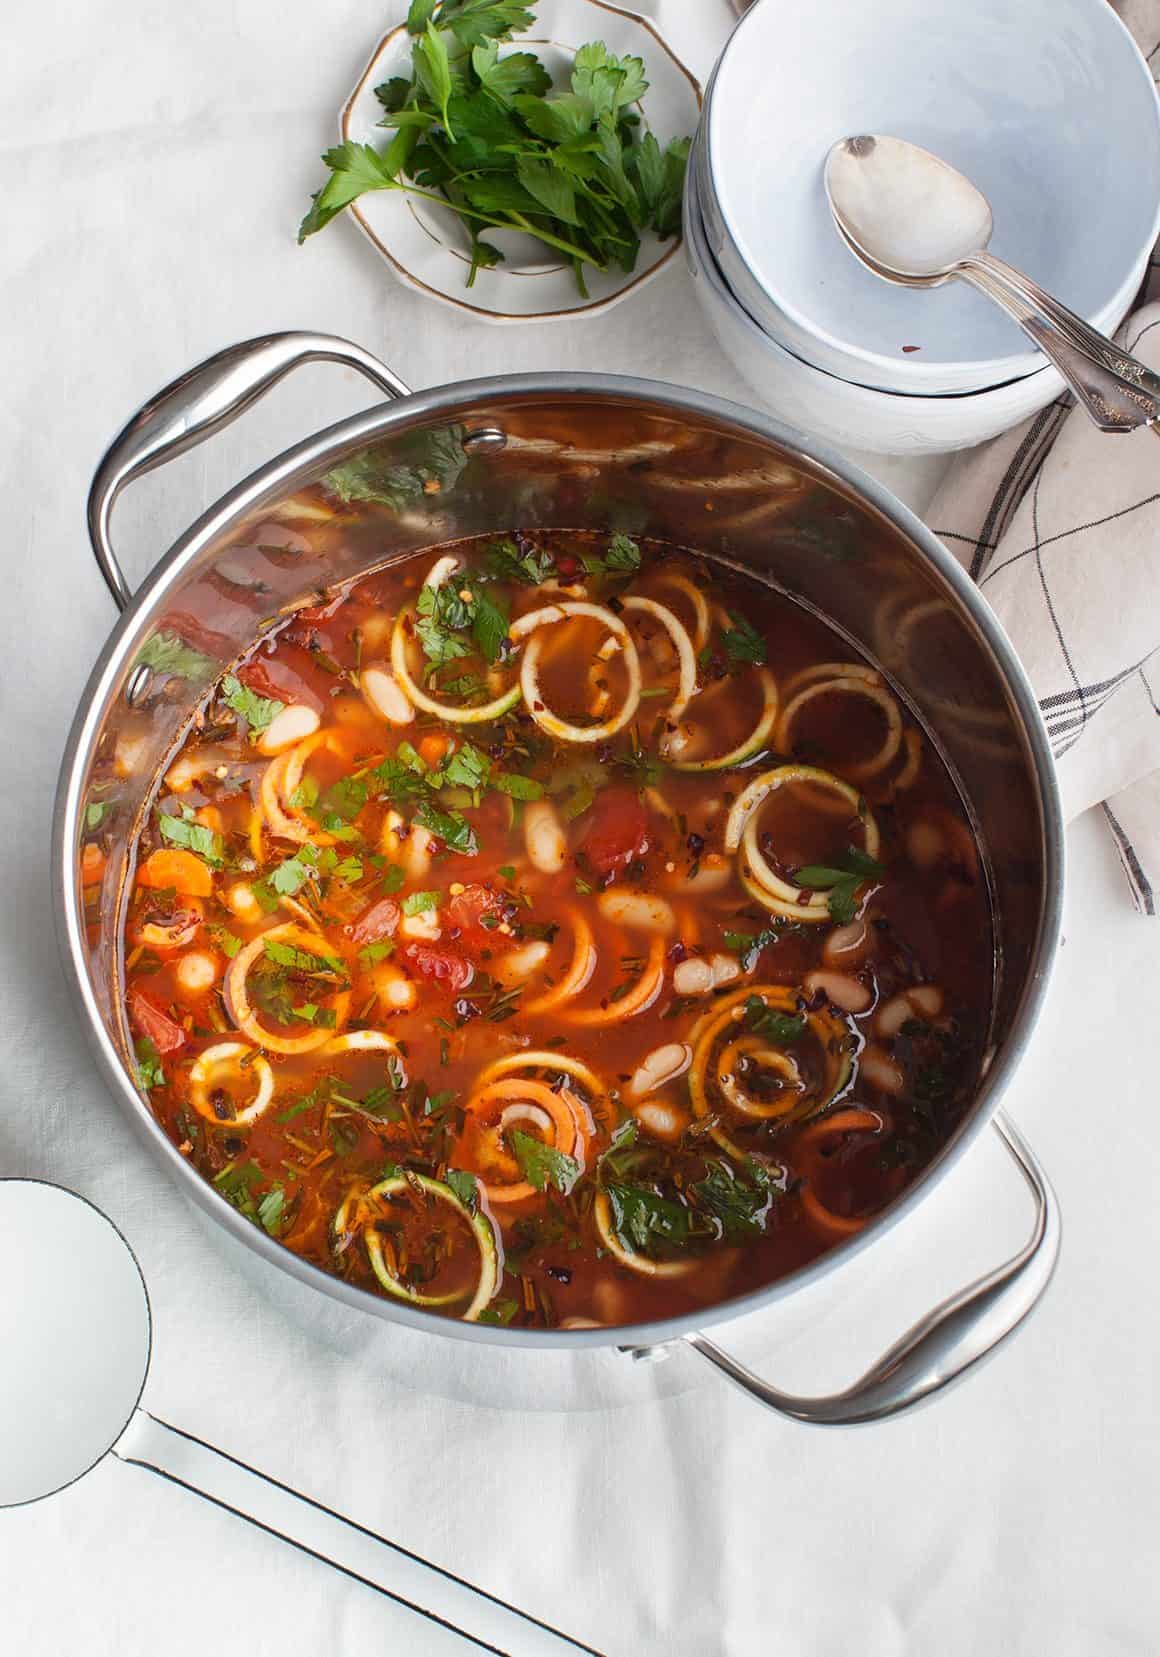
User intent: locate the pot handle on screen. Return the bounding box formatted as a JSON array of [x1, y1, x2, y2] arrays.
[[87, 331, 412, 610], [668, 1110, 1060, 1425]]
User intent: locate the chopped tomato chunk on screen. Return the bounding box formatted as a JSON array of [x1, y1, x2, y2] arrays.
[[127, 987, 187, 1055], [237, 648, 324, 714], [403, 943, 475, 991], [579, 788, 650, 880], [446, 884, 506, 955], [347, 897, 401, 946]]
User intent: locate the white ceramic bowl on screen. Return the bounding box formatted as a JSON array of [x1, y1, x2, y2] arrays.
[[702, 0, 1160, 394], [684, 156, 1067, 456], [340, 0, 701, 324]]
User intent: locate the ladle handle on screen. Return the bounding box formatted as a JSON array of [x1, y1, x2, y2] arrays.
[[113, 1409, 596, 1655], [659, 1111, 1059, 1426], [87, 331, 411, 610], [958, 255, 1160, 434]]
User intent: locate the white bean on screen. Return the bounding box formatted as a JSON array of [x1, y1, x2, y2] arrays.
[[174, 950, 220, 997], [876, 985, 944, 1038], [524, 800, 567, 873], [164, 743, 231, 794], [805, 969, 872, 1014], [632, 1097, 691, 1144], [226, 882, 262, 923], [823, 918, 870, 967], [598, 889, 676, 934], [672, 956, 714, 996], [708, 953, 741, 987], [361, 666, 414, 726], [256, 703, 320, 756], [373, 963, 418, 1011], [400, 908, 441, 942], [629, 1042, 692, 1099], [859, 1045, 905, 1094], [403, 826, 436, 881], [495, 940, 551, 986]]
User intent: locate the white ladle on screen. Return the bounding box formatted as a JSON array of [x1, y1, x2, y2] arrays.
[[0, 1178, 593, 1656], [824, 134, 1160, 436]]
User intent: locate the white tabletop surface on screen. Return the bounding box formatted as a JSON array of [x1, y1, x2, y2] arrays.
[[3, 2, 1158, 1653]]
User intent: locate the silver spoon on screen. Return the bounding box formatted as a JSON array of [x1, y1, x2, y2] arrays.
[[825, 134, 1160, 435]]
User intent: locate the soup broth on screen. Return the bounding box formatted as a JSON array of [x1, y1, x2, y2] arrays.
[[110, 532, 992, 1330]]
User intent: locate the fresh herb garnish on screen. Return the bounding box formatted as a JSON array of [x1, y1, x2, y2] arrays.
[[794, 846, 885, 925], [485, 538, 556, 585], [402, 889, 442, 916], [743, 994, 806, 1044], [445, 1168, 479, 1210], [299, 11, 690, 295], [257, 1184, 290, 1236], [581, 533, 642, 579], [158, 810, 225, 868], [605, 1182, 690, 1252], [477, 1296, 519, 1326], [722, 925, 778, 972], [510, 1129, 582, 1195], [135, 631, 216, 681], [691, 1159, 778, 1238], [415, 575, 508, 669], [134, 1037, 166, 1090], [221, 672, 284, 734], [415, 799, 479, 856], [491, 772, 544, 800], [720, 612, 767, 667]]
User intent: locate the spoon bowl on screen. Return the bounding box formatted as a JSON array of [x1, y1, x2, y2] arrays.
[[825, 135, 994, 282]]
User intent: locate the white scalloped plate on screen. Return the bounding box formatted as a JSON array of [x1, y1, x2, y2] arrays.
[[339, 0, 701, 323]]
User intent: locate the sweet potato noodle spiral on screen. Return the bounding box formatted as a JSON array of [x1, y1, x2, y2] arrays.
[[688, 985, 856, 1159], [333, 1174, 499, 1321], [725, 764, 881, 923], [456, 1078, 593, 1205], [224, 923, 352, 1054], [510, 601, 642, 743]]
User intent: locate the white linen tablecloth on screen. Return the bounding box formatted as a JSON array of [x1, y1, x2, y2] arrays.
[[2, 3, 1158, 1653]]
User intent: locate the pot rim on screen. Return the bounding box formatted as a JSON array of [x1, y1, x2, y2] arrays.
[[53, 369, 1065, 1352]]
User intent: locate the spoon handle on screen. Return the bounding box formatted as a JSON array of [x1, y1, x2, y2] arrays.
[[958, 254, 1159, 434]]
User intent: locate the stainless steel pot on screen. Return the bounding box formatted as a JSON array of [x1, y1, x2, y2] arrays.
[[54, 331, 1064, 1425]]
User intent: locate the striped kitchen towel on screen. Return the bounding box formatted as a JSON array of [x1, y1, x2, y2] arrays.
[[922, 1, 1160, 913]]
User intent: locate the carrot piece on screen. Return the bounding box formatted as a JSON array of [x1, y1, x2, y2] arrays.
[[137, 848, 214, 897], [81, 843, 105, 886], [195, 805, 224, 834], [418, 732, 453, 769]]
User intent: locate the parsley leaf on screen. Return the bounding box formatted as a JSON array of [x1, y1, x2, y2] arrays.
[[605, 1183, 690, 1252], [402, 889, 442, 916], [743, 995, 806, 1044], [257, 1184, 290, 1237], [794, 846, 885, 924], [477, 1297, 520, 1326], [492, 772, 544, 800], [445, 1168, 479, 1211], [722, 926, 777, 972], [135, 1037, 165, 1091], [721, 612, 767, 667], [158, 812, 224, 867], [692, 1160, 776, 1238], [510, 1129, 582, 1195], [415, 800, 478, 856], [135, 632, 216, 681], [221, 673, 284, 734], [484, 538, 556, 585]]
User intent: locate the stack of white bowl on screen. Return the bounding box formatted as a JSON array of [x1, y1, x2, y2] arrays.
[[687, 0, 1160, 455]]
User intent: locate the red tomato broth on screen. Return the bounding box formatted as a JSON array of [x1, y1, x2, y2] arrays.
[[114, 532, 993, 1331]]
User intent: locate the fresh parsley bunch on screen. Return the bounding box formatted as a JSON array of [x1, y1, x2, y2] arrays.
[[299, 0, 690, 293]]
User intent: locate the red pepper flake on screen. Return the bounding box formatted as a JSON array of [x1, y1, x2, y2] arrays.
[[901, 345, 921, 354]]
